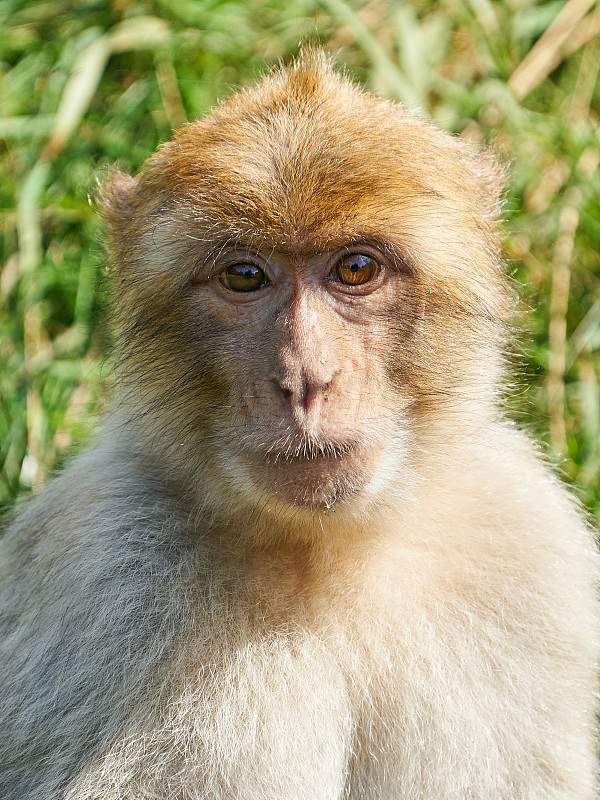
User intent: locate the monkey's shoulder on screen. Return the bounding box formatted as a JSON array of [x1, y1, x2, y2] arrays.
[[2, 448, 173, 537], [0, 448, 193, 795], [426, 423, 592, 538], [378, 423, 597, 610], [0, 446, 201, 630]]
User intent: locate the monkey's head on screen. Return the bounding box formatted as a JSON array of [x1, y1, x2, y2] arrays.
[[101, 50, 509, 534]]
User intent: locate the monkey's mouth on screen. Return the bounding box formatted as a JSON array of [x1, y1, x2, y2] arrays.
[[238, 434, 376, 509]]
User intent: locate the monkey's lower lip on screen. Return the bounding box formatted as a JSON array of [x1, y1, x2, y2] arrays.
[[244, 442, 373, 508]]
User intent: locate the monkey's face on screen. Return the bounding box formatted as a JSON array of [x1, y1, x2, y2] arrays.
[[183, 243, 415, 510], [105, 52, 509, 520]]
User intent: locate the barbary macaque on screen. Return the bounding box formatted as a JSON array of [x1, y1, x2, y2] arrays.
[[0, 49, 597, 800]]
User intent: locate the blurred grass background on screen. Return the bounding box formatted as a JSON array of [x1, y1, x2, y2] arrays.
[[0, 0, 599, 521]]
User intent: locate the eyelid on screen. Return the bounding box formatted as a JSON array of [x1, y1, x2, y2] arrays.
[[217, 254, 262, 273], [202, 247, 271, 282], [334, 240, 413, 277]]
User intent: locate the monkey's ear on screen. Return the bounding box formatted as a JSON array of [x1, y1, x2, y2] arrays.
[[96, 168, 139, 235]]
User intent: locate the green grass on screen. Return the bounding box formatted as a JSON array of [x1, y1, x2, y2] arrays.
[[1, 0, 599, 520]]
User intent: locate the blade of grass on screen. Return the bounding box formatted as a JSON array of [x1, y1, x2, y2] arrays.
[[43, 34, 111, 159], [17, 159, 51, 276], [547, 189, 582, 455], [509, 0, 597, 99], [568, 3, 600, 124]]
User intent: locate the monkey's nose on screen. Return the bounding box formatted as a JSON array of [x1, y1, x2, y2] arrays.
[[273, 376, 332, 416]]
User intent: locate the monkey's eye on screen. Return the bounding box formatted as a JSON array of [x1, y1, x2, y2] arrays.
[[331, 254, 377, 286], [220, 263, 268, 292]]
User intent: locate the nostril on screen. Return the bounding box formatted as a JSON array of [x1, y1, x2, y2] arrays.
[[302, 386, 317, 414], [273, 379, 292, 401]]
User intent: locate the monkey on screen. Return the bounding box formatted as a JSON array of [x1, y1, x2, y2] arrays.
[[0, 48, 597, 800]]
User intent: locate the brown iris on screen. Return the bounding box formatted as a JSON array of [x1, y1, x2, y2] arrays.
[[332, 254, 377, 286], [220, 263, 268, 292]]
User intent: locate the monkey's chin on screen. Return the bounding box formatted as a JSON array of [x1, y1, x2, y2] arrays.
[[260, 459, 364, 509], [239, 445, 379, 511]]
